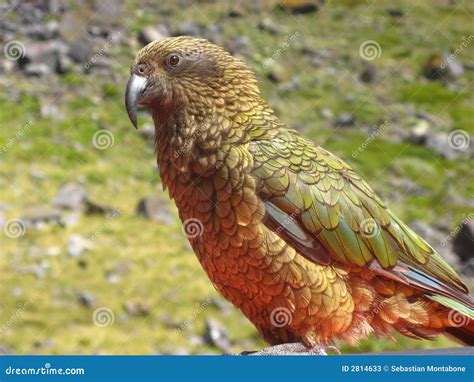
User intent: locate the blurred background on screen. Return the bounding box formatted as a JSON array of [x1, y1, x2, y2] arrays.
[[0, 0, 472, 355]]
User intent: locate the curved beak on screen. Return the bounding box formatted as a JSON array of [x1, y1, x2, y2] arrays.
[[125, 74, 148, 129]]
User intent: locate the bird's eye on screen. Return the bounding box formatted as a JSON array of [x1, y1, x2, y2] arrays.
[[166, 54, 180, 67]]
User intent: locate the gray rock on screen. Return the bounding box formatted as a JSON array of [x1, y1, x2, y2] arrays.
[[279, 0, 321, 14], [258, 18, 279, 35], [225, 36, 250, 56], [18, 40, 66, 73], [84, 200, 118, 216], [388, 177, 426, 197], [24, 62, 51, 76], [67, 234, 92, 258], [77, 291, 96, 307], [408, 119, 430, 145], [140, 123, 155, 141], [452, 218, 474, 264], [426, 132, 469, 160], [105, 261, 131, 284], [333, 112, 355, 128], [21, 205, 63, 228], [360, 63, 377, 83], [203, 319, 231, 353], [174, 21, 200, 37], [124, 301, 151, 316], [23, 20, 59, 40], [138, 25, 170, 45], [53, 182, 87, 211], [67, 38, 94, 64], [136, 196, 175, 225]]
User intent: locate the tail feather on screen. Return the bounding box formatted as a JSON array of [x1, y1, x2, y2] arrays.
[[427, 293, 474, 346], [446, 323, 474, 346]]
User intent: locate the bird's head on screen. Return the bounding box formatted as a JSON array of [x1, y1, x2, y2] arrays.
[[125, 36, 260, 129]]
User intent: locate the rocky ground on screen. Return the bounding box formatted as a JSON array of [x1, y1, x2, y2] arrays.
[[0, 0, 473, 354]]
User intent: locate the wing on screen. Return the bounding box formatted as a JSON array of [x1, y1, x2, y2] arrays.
[[249, 128, 472, 308]]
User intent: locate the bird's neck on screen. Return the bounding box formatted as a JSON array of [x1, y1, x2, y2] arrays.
[[151, 98, 282, 191]]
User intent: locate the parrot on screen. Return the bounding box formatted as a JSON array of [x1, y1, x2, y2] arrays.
[[125, 36, 474, 354]]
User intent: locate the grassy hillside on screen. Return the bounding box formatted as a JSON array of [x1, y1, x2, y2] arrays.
[[0, 0, 472, 354]]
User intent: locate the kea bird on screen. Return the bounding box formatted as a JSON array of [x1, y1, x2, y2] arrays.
[[125, 36, 473, 354]]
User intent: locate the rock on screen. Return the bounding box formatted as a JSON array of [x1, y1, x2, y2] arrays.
[[258, 18, 279, 35], [24, 63, 51, 76], [53, 182, 87, 211], [23, 263, 48, 279], [23, 20, 59, 40], [174, 21, 200, 37], [224, 36, 250, 56], [333, 112, 355, 128], [40, 102, 65, 120], [278, 0, 322, 14], [124, 301, 151, 316], [18, 41, 66, 72], [77, 291, 96, 308], [388, 177, 426, 197], [266, 64, 291, 83], [277, 77, 300, 93], [452, 218, 474, 264], [62, 212, 80, 227], [138, 24, 169, 45], [426, 132, 469, 160], [203, 319, 231, 353], [21, 205, 63, 228], [84, 200, 119, 216], [67, 38, 94, 64], [228, 4, 246, 18], [408, 119, 430, 145], [56, 50, 74, 74], [140, 123, 155, 141], [67, 234, 92, 258], [105, 261, 131, 284], [423, 53, 464, 81], [136, 196, 175, 225], [360, 63, 377, 83], [320, 108, 333, 120], [387, 8, 404, 18]]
